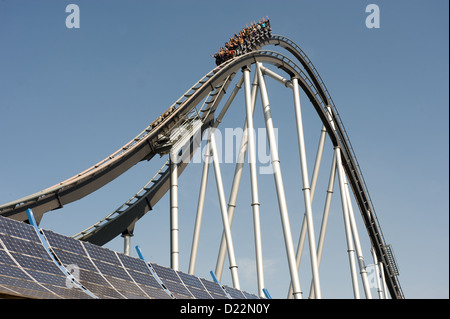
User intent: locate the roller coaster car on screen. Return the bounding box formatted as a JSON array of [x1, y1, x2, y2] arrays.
[[151, 106, 176, 129]]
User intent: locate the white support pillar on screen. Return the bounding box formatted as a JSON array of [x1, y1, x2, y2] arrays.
[[335, 146, 360, 298], [191, 75, 244, 276], [170, 156, 179, 271], [291, 77, 322, 298], [371, 248, 385, 299], [188, 138, 211, 275], [309, 150, 337, 299], [243, 66, 265, 297], [343, 176, 373, 299], [210, 131, 240, 289], [215, 71, 259, 280], [256, 62, 302, 299], [379, 260, 389, 298], [288, 125, 328, 299], [122, 232, 132, 256]]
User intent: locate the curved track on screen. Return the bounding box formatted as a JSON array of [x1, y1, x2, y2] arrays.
[[0, 35, 403, 298]]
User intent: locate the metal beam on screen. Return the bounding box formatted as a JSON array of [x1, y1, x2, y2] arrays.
[[243, 66, 265, 297], [257, 62, 302, 299], [292, 77, 322, 298], [210, 131, 240, 289], [170, 156, 179, 271]]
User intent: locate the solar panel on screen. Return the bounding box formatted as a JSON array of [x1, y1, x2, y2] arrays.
[[0, 215, 40, 242], [223, 284, 247, 299], [0, 255, 55, 299], [0, 217, 92, 299], [151, 263, 193, 299], [43, 230, 124, 299], [242, 290, 260, 299], [200, 278, 230, 299], [117, 253, 172, 299], [82, 241, 154, 299], [0, 215, 268, 299], [177, 271, 213, 299]]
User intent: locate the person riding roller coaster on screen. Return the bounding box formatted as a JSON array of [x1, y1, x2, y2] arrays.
[[212, 17, 272, 66]]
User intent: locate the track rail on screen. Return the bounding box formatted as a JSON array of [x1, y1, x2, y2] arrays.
[[0, 36, 403, 298]]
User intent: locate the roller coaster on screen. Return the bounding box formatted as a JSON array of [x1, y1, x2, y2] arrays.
[[0, 34, 404, 299]]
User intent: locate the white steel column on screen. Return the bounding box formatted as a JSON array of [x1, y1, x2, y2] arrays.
[[243, 66, 265, 297], [291, 77, 322, 298], [309, 151, 337, 299], [335, 146, 360, 298], [379, 261, 389, 298], [215, 72, 259, 280], [344, 176, 373, 299], [170, 156, 179, 271], [371, 248, 384, 299], [190, 75, 244, 276], [122, 233, 132, 256], [256, 62, 302, 299], [188, 138, 211, 275], [210, 131, 240, 289]]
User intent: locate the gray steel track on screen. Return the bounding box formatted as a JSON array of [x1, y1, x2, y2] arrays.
[[0, 36, 403, 298]]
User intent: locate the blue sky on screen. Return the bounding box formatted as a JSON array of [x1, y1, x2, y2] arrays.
[[0, 1, 448, 299]]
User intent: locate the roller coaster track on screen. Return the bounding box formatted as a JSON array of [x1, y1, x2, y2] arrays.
[[0, 35, 404, 299]]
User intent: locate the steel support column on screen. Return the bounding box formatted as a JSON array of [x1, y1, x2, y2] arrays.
[[344, 175, 373, 299], [215, 71, 259, 280], [243, 66, 265, 297], [122, 233, 132, 256], [371, 248, 385, 299], [210, 131, 240, 289], [170, 156, 179, 271], [335, 146, 360, 298], [188, 138, 211, 275], [309, 151, 337, 298], [292, 77, 322, 298], [256, 62, 302, 299], [190, 75, 244, 276]]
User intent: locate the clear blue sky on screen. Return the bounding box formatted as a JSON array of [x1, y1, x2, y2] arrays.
[[0, 0, 448, 299]]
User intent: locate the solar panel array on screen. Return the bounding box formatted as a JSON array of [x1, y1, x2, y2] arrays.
[[0, 215, 261, 299]]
